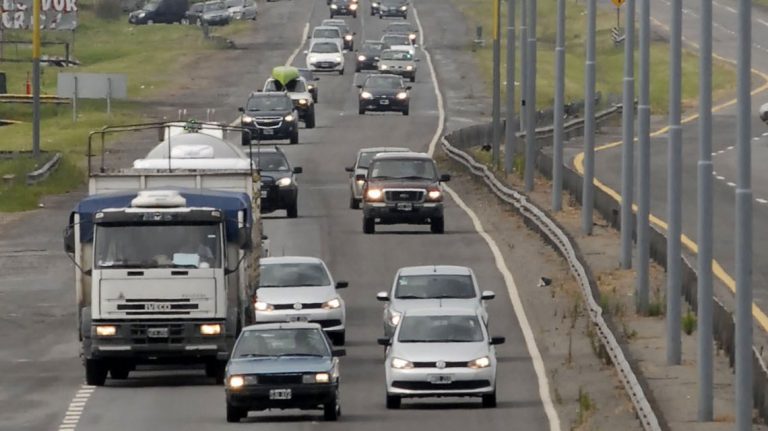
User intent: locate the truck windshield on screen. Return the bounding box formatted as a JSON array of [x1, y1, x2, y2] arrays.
[[95, 224, 222, 269]]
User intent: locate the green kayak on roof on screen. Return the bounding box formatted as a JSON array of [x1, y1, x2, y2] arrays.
[[271, 66, 301, 87]]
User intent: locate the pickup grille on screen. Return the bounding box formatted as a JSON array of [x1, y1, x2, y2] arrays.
[[385, 189, 424, 203]]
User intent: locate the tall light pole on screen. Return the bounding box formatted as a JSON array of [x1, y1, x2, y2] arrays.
[[491, 0, 502, 169], [32, 0, 41, 160], [581, 0, 596, 234], [519, 0, 527, 133], [620, 0, 635, 269], [635, 0, 651, 314], [552, 0, 565, 210], [523, 0, 536, 192], [504, 0, 517, 174]]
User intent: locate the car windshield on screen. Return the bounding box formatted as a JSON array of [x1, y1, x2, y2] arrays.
[[361, 43, 384, 53], [381, 50, 412, 61], [398, 315, 485, 343], [246, 96, 293, 111], [395, 274, 476, 299], [233, 329, 331, 358], [314, 28, 341, 39], [381, 0, 405, 5], [329, 24, 350, 34], [260, 262, 331, 287], [204, 1, 225, 11], [265, 79, 306, 92], [311, 43, 340, 54], [382, 35, 409, 46], [254, 152, 290, 171], [188, 3, 203, 12], [95, 224, 222, 269], [365, 76, 403, 89], [369, 158, 437, 180]]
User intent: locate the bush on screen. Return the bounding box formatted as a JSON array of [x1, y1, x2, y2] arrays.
[[94, 0, 123, 20]]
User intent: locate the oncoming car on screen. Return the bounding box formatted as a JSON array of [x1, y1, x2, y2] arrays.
[[377, 0, 407, 19], [377, 308, 505, 409], [357, 74, 411, 116], [378, 48, 418, 82], [224, 322, 345, 422], [345, 146, 410, 209], [355, 41, 389, 72], [239, 92, 299, 144], [252, 146, 302, 218], [306, 41, 345, 75]]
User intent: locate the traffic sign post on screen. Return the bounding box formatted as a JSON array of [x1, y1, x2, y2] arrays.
[[613, 0, 625, 29]]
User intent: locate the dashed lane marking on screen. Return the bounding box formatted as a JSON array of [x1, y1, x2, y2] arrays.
[[57, 385, 95, 431]]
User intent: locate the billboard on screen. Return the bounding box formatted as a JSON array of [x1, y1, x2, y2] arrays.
[[1, 0, 78, 30]]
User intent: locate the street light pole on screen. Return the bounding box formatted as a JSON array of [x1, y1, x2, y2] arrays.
[[581, 0, 596, 234], [635, 0, 651, 314], [523, 0, 536, 192], [32, 0, 41, 160], [491, 0, 502, 169], [552, 0, 565, 211], [620, 0, 635, 269], [504, 0, 517, 174]]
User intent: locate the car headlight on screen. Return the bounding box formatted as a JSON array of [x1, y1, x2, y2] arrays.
[[254, 301, 274, 312], [331, 4, 338, 8], [366, 188, 383, 200], [242, 115, 254, 123], [427, 190, 441, 200], [358, 55, 367, 61], [307, 84, 314, 90], [138, 11, 146, 17], [467, 356, 491, 369], [298, 98, 308, 105], [228, 375, 245, 389], [199, 323, 222, 336], [350, 3, 357, 9], [322, 297, 342, 309], [372, 1, 378, 6], [409, 33, 416, 40], [380, 64, 389, 70], [360, 91, 374, 99], [405, 65, 413, 71], [284, 114, 295, 122], [400, 5, 407, 10], [276, 177, 292, 187], [396, 92, 408, 100], [391, 357, 413, 369], [345, 34, 353, 41], [356, 179, 366, 186], [303, 372, 331, 383], [335, 56, 343, 62], [95, 325, 117, 337], [389, 311, 402, 326]]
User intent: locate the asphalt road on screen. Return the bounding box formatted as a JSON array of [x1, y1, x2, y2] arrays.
[[592, 0, 768, 308], [0, 1, 554, 430]]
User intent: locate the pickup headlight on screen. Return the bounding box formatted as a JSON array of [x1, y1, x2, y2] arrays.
[[380, 64, 389, 70], [307, 84, 314, 90], [199, 323, 222, 336], [358, 55, 367, 61], [349, 3, 357, 9], [284, 114, 295, 122], [372, 1, 378, 6], [396, 92, 408, 100], [400, 5, 407, 10], [389, 310, 402, 326], [405, 65, 414, 71], [303, 372, 331, 383], [276, 177, 292, 187], [467, 356, 491, 369], [409, 33, 416, 40], [330, 3, 338, 8], [391, 357, 413, 369], [427, 189, 442, 201], [345, 34, 353, 41], [95, 325, 117, 337], [366, 188, 383, 200], [360, 91, 374, 99], [242, 115, 254, 123], [298, 98, 308, 105], [254, 301, 273, 312], [322, 297, 342, 309]]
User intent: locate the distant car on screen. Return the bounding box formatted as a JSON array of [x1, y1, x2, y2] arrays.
[[369, 0, 380, 15], [298, 68, 320, 103], [384, 21, 418, 43], [355, 41, 389, 72], [380, 34, 415, 56], [377, 0, 407, 19], [225, 0, 257, 20], [263, 76, 316, 129], [377, 308, 505, 409], [199, 0, 230, 25], [329, 0, 358, 18], [378, 48, 418, 82], [357, 74, 411, 116], [183, 2, 204, 24], [309, 26, 344, 52], [256, 256, 348, 345], [239, 92, 299, 145], [376, 266, 495, 337], [357, 151, 450, 234], [345, 146, 410, 209], [252, 146, 302, 218], [129, 0, 188, 24], [305, 41, 345, 75], [224, 322, 345, 422], [321, 19, 355, 50]]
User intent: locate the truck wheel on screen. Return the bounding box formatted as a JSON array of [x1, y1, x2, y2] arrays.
[[323, 392, 340, 421], [241, 132, 251, 146], [305, 108, 316, 129], [290, 130, 299, 144], [386, 394, 401, 409], [206, 361, 226, 384], [85, 359, 108, 386], [349, 196, 360, 209], [363, 217, 375, 234], [226, 403, 246, 423], [287, 201, 298, 218], [430, 217, 444, 234], [110, 366, 130, 380]]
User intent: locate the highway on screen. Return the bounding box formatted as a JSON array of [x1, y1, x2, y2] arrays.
[[0, 0, 556, 430], [591, 0, 768, 312]]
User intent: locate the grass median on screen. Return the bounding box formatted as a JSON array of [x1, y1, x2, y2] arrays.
[[0, 0, 252, 212], [452, 0, 736, 113]]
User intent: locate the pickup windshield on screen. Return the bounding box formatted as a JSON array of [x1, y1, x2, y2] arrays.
[[369, 158, 437, 180], [398, 315, 484, 343], [395, 274, 476, 299], [95, 224, 222, 269]]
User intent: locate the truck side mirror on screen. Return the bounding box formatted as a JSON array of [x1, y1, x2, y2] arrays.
[[238, 107, 245, 113], [238, 227, 252, 249], [439, 174, 451, 182]]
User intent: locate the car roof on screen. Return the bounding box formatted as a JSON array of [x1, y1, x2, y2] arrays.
[[397, 265, 472, 276], [260, 256, 326, 265], [402, 307, 481, 317], [251, 146, 284, 155], [249, 91, 291, 98], [371, 151, 432, 161], [242, 322, 323, 331], [313, 25, 342, 32], [359, 146, 411, 154]]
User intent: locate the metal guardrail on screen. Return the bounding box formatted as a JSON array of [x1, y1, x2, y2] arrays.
[[440, 136, 662, 431]]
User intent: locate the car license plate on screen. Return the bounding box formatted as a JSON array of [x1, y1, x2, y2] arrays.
[[262, 129, 274, 135], [428, 375, 453, 384], [147, 327, 169, 338], [260, 190, 268, 198], [289, 315, 309, 322], [396, 202, 413, 211], [269, 389, 292, 400], [380, 99, 390, 105]]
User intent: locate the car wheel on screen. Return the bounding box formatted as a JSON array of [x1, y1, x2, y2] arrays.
[[329, 331, 346, 345], [410, 75, 415, 83], [363, 217, 375, 234], [181, 18, 188, 24], [430, 217, 444, 234], [290, 130, 299, 144], [313, 93, 318, 103], [339, 67, 344, 76], [206, 361, 227, 384], [353, 12, 357, 17], [355, 65, 361, 73], [109, 366, 130, 380], [350, 196, 360, 209], [147, 19, 154, 24], [324, 391, 340, 421], [287, 201, 298, 218], [85, 359, 108, 386], [386, 394, 401, 409], [305, 107, 316, 129], [330, 12, 334, 18], [402, 107, 409, 116], [379, 14, 382, 19], [226, 403, 246, 423], [481, 391, 497, 408], [358, 107, 365, 115]]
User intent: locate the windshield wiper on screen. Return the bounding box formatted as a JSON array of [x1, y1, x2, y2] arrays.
[[396, 176, 433, 180], [395, 295, 428, 299], [401, 339, 474, 343], [276, 353, 325, 357], [431, 295, 474, 299], [238, 353, 273, 358]]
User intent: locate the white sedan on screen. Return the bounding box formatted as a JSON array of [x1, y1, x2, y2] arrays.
[[305, 41, 346, 75]]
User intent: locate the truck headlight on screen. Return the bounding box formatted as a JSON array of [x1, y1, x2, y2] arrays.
[[277, 177, 292, 187], [372, 1, 378, 6], [389, 311, 402, 326], [199, 323, 222, 336], [400, 5, 407, 10], [322, 297, 341, 309], [242, 115, 254, 123], [254, 301, 273, 312], [405, 65, 413, 71], [95, 325, 117, 337], [349, 3, 357, 9], [380, 64, 389, 70], [330, 3, 338, 8], [427, 190, 442, 200], [366, 188, 383, 200], [228, 375, 245, 389], [467, 356, 491, 369], [391, 357, 413, 369], [396, 92, 408, 100], [409, 33, 416, 40]]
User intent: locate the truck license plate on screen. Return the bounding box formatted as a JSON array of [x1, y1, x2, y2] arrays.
[[147, 327, 169, 338], [428, 374, 453, 384], [269, 389, 292, 400], [396, 202, 413, 211]]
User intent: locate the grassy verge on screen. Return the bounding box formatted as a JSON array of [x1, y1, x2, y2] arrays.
[[452, 0, 736, 113], [0, 0, 252, 211]]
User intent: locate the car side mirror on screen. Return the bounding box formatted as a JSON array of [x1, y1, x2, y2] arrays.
[[376, 291, 390, 301], [355, 174, 366, 182], [293, 166, 303, 174], [490, 336, 506, 345], [237, 226, 252, 249], [345, 166, 354, 172], [405, 85, 412, 90], [439, 174, 451, 182], [415, 58, 421, 61], [238, 107, 245, 113], [314, 77, 320, 81], [336, 281, 349, 289], [355, 84, 363, 89], [377, 337, 391, 346], [481, 290, 495, 300], [332, 348, 346, 357]]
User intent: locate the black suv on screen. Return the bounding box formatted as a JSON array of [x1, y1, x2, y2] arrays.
[[252, 146, 302, 218], [357, 152, 450, 234], [239, 92, 299, 145], [357, 74, 411, 116]]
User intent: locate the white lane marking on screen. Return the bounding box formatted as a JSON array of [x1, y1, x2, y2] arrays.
[[716, 175, 726, 180], [754, 137, 762, 141], [712, 171, 718, 176], [757, 198, 768, 204], [759, 18, 768, 28], [762, 132, 768, 137], [444, 186, 562, 431], [285, 22, 310, 67], [727, 145, 735, 150], [712, 2, 737, 14], [413, 3, 561, 430], [56, 384, 94, 431]]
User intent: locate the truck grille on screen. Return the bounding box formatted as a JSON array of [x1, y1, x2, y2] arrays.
[[385, 189, 424, 203], [116, 299, 199, 315]]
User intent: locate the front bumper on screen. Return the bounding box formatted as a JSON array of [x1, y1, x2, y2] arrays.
[[203, 16, 229, 25], [359, 96, 409, 112], [254, 308, 345, 332], [363, 201, 443, 224], [308, 61, 344, 72], [227, 382, 337, 410], [330, 6, 356, 15], [386, 366, 495, 397], [242, 119, 297, 141], [86, 320, 231, 363], [356, 58, 379, 70], [379, 67, 415, 79], [260, 185, 297, 212], [379, 8, 407, 17]]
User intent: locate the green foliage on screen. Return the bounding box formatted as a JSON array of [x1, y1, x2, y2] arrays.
[[682, 309, 697, 335]]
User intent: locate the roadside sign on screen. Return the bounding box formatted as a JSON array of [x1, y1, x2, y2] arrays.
[[1, 0, 79, 30], [612, 0, 625, 6]]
